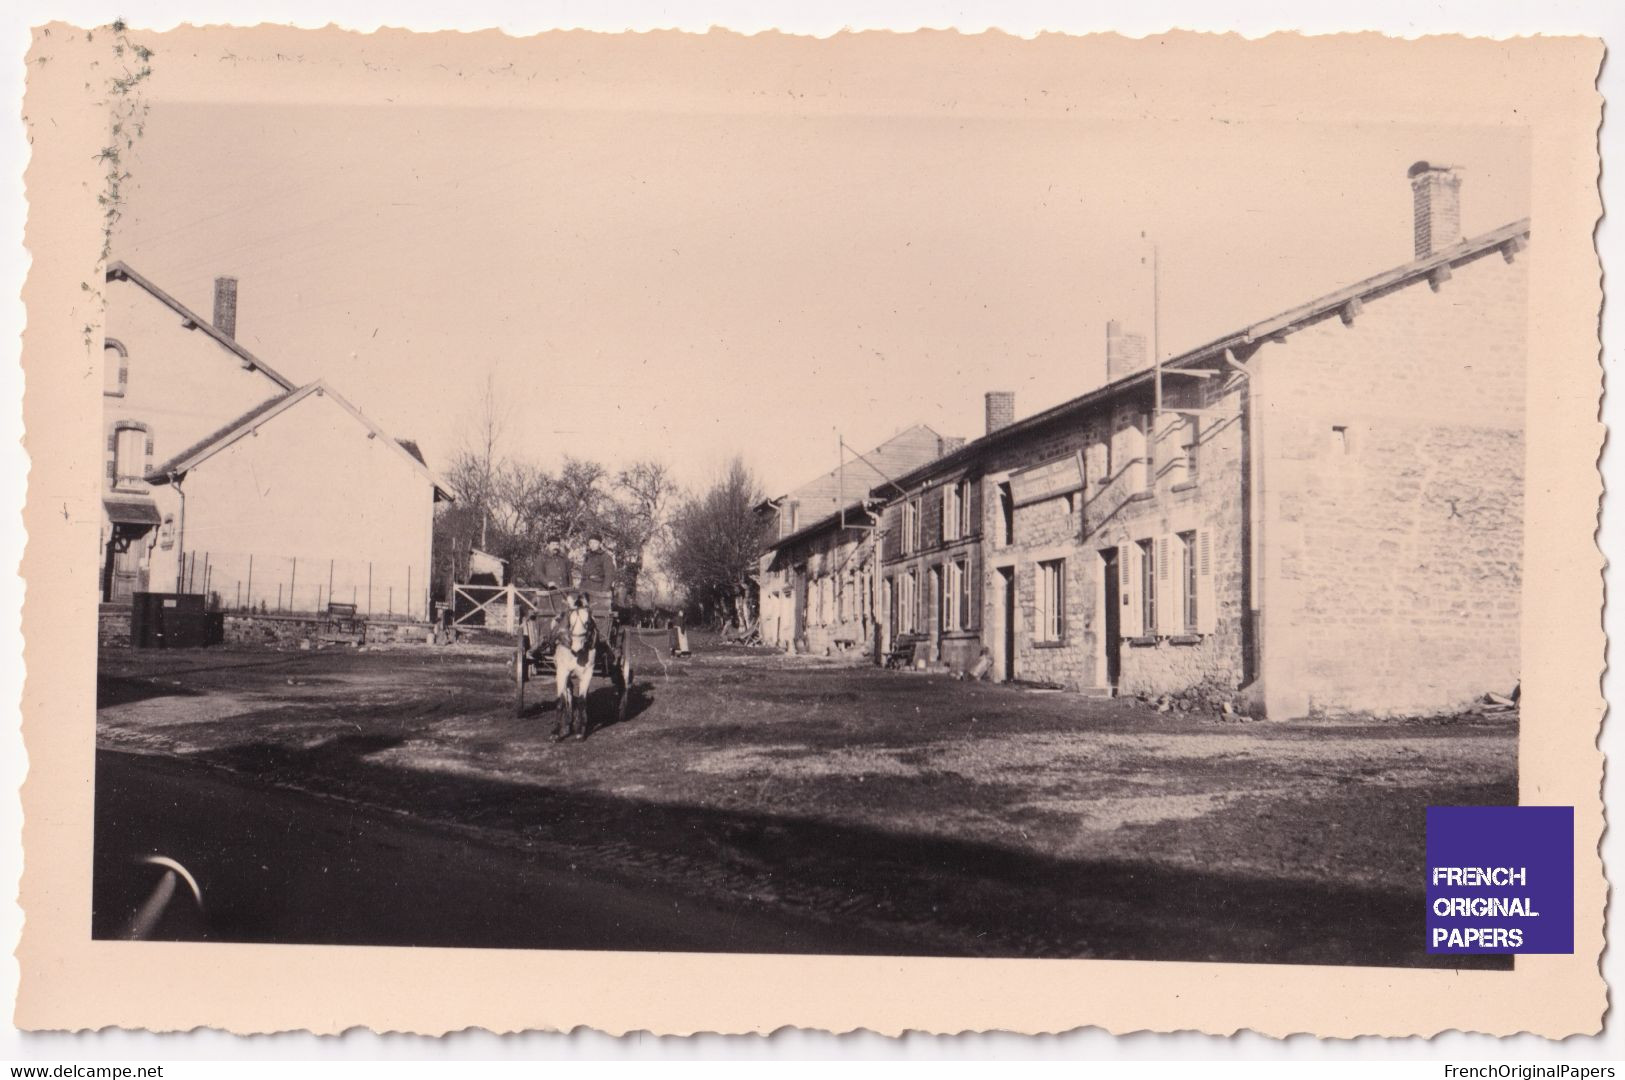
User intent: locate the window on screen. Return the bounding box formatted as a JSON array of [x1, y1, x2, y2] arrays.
[[786, 501, 800, 534], [898, 569, 918, 634], [113, 424, 148, 490], [902, 499, 921, 554], [1036, 559, 1065, 642], [1137, 538, 1157, 636], [955, 557, 971, 630], [946, 478, 972, 540], [997, 482, 1014, 545], [103, 340, 127, 397], [159, 514, 176, 551], [1093, 427, 1113, 486], [943, 559, 968, 631], [1181, 415, 1201, 483], [1331, 425, 1352, 455], [1180, 531, 1198, 633]]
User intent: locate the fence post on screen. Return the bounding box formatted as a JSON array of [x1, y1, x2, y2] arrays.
[[277, 583, 283, 613], [506, 583, 515, 632]]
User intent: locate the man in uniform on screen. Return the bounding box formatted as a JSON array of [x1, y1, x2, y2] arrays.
[[538, 537, 573, 592], [578, 533, 618, 602]]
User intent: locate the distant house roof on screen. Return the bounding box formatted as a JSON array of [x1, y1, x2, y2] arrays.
[[879, 217, 1532, 495], [105, 260, 298, 392], [775, 423, 956, 515], [765, 423, 961, 552], [145, 379, 454, 502]]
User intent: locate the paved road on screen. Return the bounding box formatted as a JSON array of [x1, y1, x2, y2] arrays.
[[91, 749, 901, 955]]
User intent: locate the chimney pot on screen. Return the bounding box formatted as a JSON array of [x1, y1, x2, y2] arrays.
[[1408, 161, 1463, 260], [985, 392, 1015, 436], [213, 276, 238, 339]]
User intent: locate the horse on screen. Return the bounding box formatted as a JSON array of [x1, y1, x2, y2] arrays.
[[550, 595, 599, 741]]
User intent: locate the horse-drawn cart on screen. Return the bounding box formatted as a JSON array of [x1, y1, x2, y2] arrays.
[[512, 588, 634, 729]]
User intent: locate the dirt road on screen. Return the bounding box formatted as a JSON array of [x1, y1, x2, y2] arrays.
[[92, 748, 903, 954], [95, 636, 1517, 965]]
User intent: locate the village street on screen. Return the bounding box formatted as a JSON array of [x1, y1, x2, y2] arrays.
[[94, 634, 1516, 967]]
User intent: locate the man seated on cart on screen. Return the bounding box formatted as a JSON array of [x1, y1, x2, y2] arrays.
[[538, 537, 573, 593], [578, 533, 619, 606]]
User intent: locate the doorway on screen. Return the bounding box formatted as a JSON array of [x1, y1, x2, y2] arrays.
[[996, 565, 1016, 682], [1101, 548, 1122, 690], [792, 566, 808, 649], [102, 527, 150, 603]]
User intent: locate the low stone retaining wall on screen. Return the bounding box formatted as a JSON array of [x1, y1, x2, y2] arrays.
[[224, 613, 434, 648], [98, 608, 434, 650], [98, 605, 131, 648]]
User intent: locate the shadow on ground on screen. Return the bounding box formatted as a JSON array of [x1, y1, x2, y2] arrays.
[[93, 739, 1509, 970]]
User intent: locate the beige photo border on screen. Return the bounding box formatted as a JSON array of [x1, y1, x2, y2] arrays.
[[13, 25, 1606, 1037]]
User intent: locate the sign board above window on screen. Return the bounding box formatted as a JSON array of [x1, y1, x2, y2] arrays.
[[1009, 453, 1086, 509]]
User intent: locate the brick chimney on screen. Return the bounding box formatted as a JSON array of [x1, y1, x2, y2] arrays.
[[1106, 319, 1149, 381], [985, 392, 1015, 436], [213, 276, 238, 339], [1408, 161, 1463, 259]]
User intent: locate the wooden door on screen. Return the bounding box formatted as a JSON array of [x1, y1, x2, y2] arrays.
[[999, 566, 1016, 682], [1102, 548, 1122, 689], [104, 530, 146, 603]]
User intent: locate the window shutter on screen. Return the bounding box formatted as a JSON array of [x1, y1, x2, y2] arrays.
[[1197, 528, 1217, 634], [1121, 545, 1141, 638], [969, 550, 982, 631], [1155, 535, 1173, 636]]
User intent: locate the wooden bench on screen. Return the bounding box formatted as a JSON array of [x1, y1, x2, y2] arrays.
[[324, 601, 364, 639], [884, 633, 927, 670]]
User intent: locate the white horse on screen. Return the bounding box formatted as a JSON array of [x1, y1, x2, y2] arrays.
[[551, 596, 599, 740]]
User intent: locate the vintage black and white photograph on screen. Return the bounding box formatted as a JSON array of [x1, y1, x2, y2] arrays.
[[78, 29, 1540, 972]]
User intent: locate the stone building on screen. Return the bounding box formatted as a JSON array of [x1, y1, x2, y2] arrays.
[[758, 424, 960, 653], [874, 162, 1527, 718]]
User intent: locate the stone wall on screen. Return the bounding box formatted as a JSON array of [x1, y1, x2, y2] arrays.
[[760, 523, 879, 657], [1258, 237, 1527, 717], [223, 613, 434, 648], [98, 605, 131, 648], [878, 372, 1248, 692]]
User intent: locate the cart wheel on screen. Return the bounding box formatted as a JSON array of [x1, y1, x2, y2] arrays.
[[514, 637, 527, 718]]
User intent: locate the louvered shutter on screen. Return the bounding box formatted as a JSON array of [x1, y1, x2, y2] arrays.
[[1121, 544, 1141, 638], [969, 549, 983, 631], [1155, 535, 1173, 636], [1196, 528, 1217, 634]]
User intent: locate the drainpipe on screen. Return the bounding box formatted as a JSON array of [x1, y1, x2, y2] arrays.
[[170, 471, 186, 594]]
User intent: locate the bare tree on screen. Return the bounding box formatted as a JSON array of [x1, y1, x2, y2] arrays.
[[667, 457, 770, 628]]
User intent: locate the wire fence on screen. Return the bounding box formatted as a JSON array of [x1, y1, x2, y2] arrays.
[[178, 549, 432, 621]]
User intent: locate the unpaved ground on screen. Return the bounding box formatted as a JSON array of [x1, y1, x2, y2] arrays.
[[96, 633, 1516, 966]]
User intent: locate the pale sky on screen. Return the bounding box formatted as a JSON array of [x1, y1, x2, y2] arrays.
[[112, 98, 1528, 496]]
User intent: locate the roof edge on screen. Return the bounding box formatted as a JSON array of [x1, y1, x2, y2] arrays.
[[878, 217, 1532, 495], [106, 259, 298, 392]]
